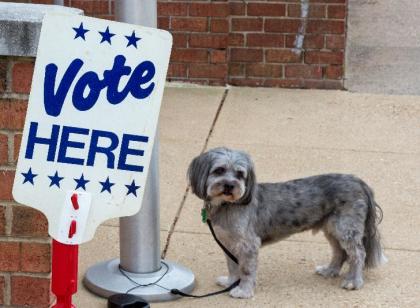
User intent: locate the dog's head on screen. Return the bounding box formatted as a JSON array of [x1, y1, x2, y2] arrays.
[[188, 147, 256, 205]]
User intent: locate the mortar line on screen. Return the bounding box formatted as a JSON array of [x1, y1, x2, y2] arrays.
[[161, 88, 229, 259]]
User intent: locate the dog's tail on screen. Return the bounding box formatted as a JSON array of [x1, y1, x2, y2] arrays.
[[362, 182, 388, 268]]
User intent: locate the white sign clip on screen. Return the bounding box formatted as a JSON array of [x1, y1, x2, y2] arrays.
[[58, 191, 92, 244]]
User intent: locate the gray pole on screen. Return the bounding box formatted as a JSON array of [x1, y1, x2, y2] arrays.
[[53, 0, 64, 5], [84, 0, 195, 301], [116, 0, 161, 275]]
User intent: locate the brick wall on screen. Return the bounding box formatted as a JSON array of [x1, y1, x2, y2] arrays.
[[24, 0, 347, 89], [0, 57, 51, 307]]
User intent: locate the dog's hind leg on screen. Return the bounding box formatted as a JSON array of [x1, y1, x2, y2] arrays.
[[216, 255, 239, 287], [334, 211, 366, 290], [315, 231, 346, 278]]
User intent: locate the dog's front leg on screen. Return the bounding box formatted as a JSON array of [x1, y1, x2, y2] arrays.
[[229, 241, 259, 299], [216, 254, 239, 287]]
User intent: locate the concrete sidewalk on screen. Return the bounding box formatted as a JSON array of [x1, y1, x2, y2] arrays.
[[75, 85, 420, 307]]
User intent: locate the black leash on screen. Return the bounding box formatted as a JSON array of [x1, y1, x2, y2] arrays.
[[170, 219, 241, 298]]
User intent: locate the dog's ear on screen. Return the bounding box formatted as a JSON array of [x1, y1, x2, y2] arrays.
[[187, 151, 213, 200], [238, 154, 257, 205]]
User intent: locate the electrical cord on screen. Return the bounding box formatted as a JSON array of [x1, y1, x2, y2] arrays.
[[118, 260, 171, 294]]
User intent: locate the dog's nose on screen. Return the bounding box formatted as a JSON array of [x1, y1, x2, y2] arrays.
[[223, 183, 235, 193]]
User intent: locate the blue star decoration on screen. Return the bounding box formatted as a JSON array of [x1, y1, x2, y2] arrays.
[[48, 171, 64, 188], [99, 26, 115, 45], [73, 22, 89, 40], [125, 30, 141, 48], [74, 174, 90, 191], [125, 180, 140, 197], [21, 167, 37, 185], [99, 176, 115, 193]]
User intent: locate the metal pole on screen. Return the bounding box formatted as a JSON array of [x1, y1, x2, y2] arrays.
[[117, 0, 160, 275], [84, 0, 195, 301], [53, 0, 64, 6]]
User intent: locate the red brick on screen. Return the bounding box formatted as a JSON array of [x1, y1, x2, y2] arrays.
[[189, 64, 227, 79], [12, 62, 34, 94], [305, 51, 343, 64], [171, 18, 208, 32], [228, 33, 245, 47], [266, 49, 302, 63], [326, 35, 345, 49], [230, 2, 246, 15], [327, 4, 346, 19], [288, 4, 325, 18], [21, 243, 51, 273], [158, 17, 169, 30], [286, 35, 325, 49], [69, 0, 109, 15], [265, 19, 301, 33], [229, 63, 245, 77], [158, 2, 188, 16], [309, 0, 345, 3], [0, 242, 20, 271], [324, 65, 343, 79], [0, 134, 8, 165], [303, 79, 343, 89], [264, 78, 303, 88], [231, 49, 263, 63], [285, 65, 322, 78], [189, 34, 228, 48], [0, 60, 6, 93], [210, 19, 229, 33], [12, 206, 49, 237], [14, 133, 22, 162], [189, 3, 229, 17], [229, 78, 265, 87], [0, 170, 14, 201], [0, 275, 4, 305], [247, 3, 286, 16], [0, 99, 28, 130], [307, 20, 345, 34], [210, 50, 227, 64], [232, 18, 263, 32], [247, 34, 285, 48], [11, 276, 51, 307], [0, 206, 5, 235], [167, 63, 188, 78], [172, 33, 188, 48], [208, 79, 226, 87], [246, 64, 283, 78], [171, 49, 208, 63]]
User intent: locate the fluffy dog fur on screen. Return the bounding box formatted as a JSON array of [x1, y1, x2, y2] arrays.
[[188, 147, 386, 299]]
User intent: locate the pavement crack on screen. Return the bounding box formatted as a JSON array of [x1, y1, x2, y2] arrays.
[[161, 88, 229, 259]]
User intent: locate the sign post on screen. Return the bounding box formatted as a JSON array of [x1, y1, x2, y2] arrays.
[[12, 9, 188, 306], [84, 0, 195, 302]]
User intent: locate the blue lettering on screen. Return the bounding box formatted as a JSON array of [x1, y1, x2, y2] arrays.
[[104, 55, 132, 104], [43, 55, 156, 117], [57, 125, 89, 165], [87, 130, 119, 168], [117, 134, 149, 172], [25, 121, 60, 161], [44, 59, 83, 117]]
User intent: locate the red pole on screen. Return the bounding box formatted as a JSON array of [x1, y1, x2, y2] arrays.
[[51, 239, 78, 308]]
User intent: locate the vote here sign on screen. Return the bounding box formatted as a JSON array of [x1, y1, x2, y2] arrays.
[[12, 13, 172, 244]]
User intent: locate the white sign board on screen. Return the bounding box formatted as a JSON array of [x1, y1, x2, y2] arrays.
[[13, 13, 172, 244]]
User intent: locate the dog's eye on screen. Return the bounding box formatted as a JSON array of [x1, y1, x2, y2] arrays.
[[236, 171, 245, 179], [213, 167, 226, 175]]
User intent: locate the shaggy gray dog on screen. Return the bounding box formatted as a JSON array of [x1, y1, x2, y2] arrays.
[[188, 147, 387, 299]]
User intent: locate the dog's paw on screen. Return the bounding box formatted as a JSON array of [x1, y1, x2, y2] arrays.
[[229, 286, 254, 299], [216, 276, 233, 288], [341, 277, 363, 290], [315, 265, 340, 278]]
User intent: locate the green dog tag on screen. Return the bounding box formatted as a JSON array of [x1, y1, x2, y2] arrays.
[[201, 208, 207, 223]]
